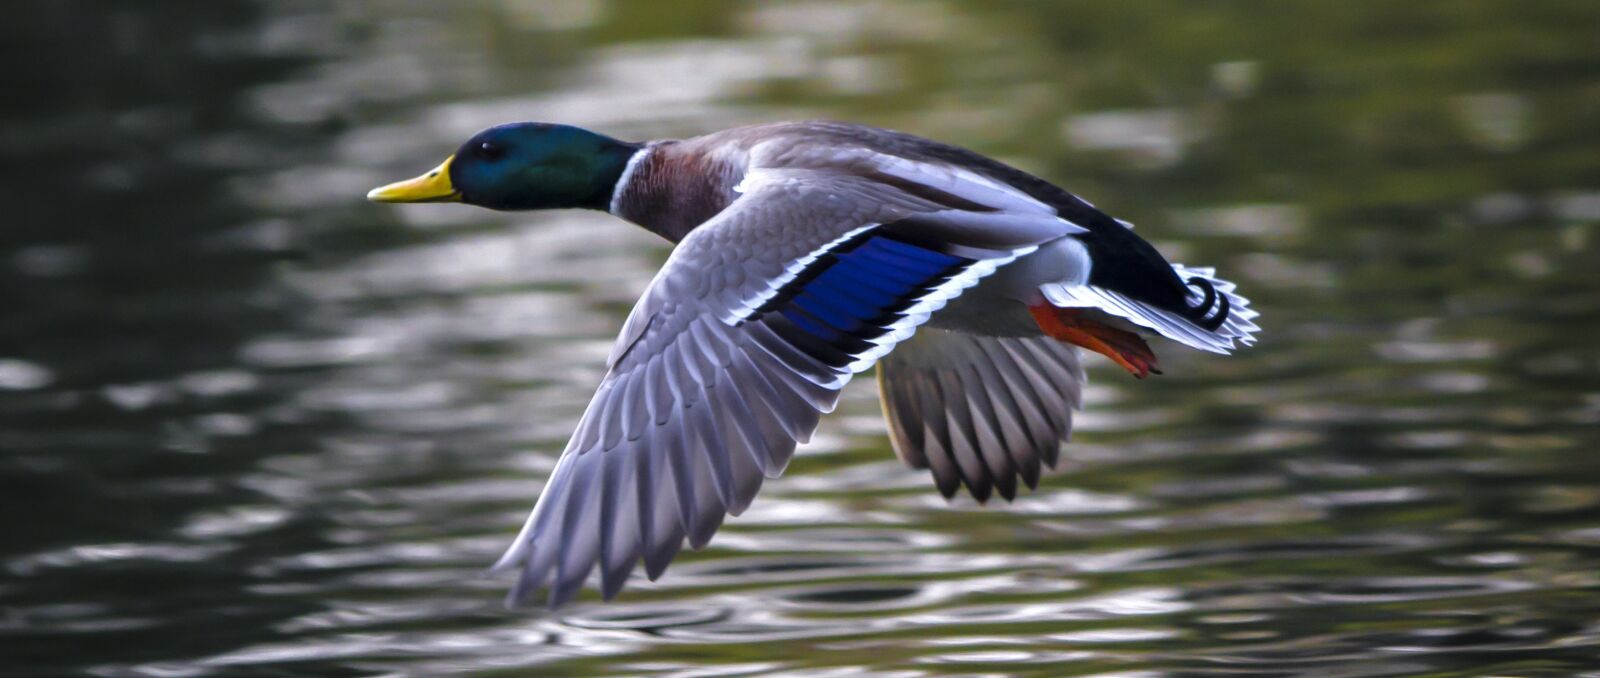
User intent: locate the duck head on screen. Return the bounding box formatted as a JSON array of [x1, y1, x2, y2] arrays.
[[368, 123, 639, 211]]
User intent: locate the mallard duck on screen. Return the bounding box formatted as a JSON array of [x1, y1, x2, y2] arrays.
[[369, 120, 1258, 606]]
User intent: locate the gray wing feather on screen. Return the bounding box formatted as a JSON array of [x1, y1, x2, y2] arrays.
[[956, 362, 1026, 497], [636, 444, 683, 580], [971, 338, 1065, 468], [934, 366, 1001, 502], [877, 328, 1085, 502], [911, 375, 962, 498], [597, 449, 637, 600], [964, 346, 1041, 487]]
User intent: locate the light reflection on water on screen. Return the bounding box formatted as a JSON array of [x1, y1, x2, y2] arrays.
[[3, 1, 1600, 675]]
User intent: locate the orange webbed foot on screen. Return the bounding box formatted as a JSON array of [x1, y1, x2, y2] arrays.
[[1029, 305, 1162, 378]]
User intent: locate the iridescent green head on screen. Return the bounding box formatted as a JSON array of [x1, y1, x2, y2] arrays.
[[367, 123, 639, 211]]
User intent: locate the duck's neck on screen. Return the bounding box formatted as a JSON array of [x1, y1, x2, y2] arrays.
[[608, 141, 745, 243]]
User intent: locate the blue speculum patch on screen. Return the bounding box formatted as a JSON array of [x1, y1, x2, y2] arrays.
[[758, 230, 969, 345]]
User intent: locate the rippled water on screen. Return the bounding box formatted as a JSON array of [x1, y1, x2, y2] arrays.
[[5, 2, 1600, 675]]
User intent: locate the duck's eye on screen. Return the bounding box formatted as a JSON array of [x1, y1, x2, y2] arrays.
[[478, 141, 506, 160]]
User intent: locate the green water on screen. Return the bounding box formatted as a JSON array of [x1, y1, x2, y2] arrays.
[[4, 1, 1600, 675]]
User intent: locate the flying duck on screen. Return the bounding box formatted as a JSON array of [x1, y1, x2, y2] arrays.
[[368, 120, 1259, 606]]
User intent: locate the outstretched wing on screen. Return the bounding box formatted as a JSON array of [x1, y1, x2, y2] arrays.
[[493, 168, 1082, 606], [877, 328, 1085, 503]]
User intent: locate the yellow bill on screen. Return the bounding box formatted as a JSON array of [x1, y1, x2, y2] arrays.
[[367, 156, 461, 203]]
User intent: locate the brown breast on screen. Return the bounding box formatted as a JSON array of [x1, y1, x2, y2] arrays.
[[612, 140, 747, 243]]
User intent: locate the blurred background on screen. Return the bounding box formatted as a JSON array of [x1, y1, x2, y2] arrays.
[[3, 1, 1599, 675]]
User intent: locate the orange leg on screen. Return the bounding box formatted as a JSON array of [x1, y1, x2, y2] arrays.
[[1029, 305, 1162, 379]]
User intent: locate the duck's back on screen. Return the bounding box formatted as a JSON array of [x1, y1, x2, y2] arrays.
[[701, 121, 1197, 317]]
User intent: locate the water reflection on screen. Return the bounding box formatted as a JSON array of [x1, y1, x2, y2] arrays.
[[3, 0, 1600, 676]]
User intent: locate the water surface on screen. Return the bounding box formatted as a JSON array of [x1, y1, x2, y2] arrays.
[[4, 1, 1600, 675]]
